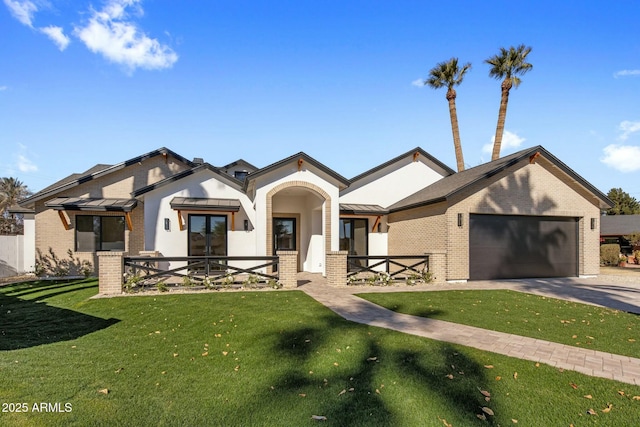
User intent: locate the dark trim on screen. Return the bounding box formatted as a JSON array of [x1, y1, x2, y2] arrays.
[[243, 152, 351, 191], [45, 197, 138, 212], [170, 197, 241, 212], [23, 148, 195, 205], [349, 147, 455, 184], [133, 164, 243, 197]]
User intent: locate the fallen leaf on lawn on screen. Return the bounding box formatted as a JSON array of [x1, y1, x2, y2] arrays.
[[572, 335, 578, 339], [512, 419, 518, 423], [98, 388, 109, 394], [586, 408, 597, 415], [629, 339, 636, 342], [633, 396, 640, 400], [311, 415, 327, 421], [299, 394, 306, 397], [438, 417, 453, 427], [222, 351, 228, 356], [584, 395, 593, 399], [484, 365, 494, 369], [618, 390, 625, 396], [535, 363, 540, 367], [513, 372, 518, 380], [495, 376, 502, 381], [478, 388, 491, 398], [570, 382, 578, 389], [333, 362, 339, 366], [173, 353, 179, 357], [161, 371, 166, 375], [155, 331, 161, 334], [367, 356, 378, 361], [375, 389, 381, 394], [481, 407, 494, 416], [446, 374, 454, 379], [115, 367, 124, 374], [202, 351, 209, 357], [234, 366, 240, 371], [348, 387, 354, 392], [602, 403, 613, 413], [338, 389, 346, 396], [476, 414, 486, 421]]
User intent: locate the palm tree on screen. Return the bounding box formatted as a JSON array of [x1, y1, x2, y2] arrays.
[[485, 44, 533, 160], [0, 177, 31, 213], [425, 58, 471, 172]]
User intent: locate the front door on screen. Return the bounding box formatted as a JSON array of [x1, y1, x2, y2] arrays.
[[189, 214, 227, 271], [273, 218, 296, 271]]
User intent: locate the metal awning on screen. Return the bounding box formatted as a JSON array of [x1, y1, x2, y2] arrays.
[[339, 203, 388, 215], [45, 197, 138, 212], [170, 197, 241, 212]]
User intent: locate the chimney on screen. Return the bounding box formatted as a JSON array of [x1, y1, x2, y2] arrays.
[[193, 157, 204, 164]]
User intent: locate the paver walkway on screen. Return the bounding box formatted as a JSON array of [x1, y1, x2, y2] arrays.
[[297, 274, 640, 386]]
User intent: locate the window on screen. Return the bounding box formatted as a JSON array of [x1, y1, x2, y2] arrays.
[[340, 218, 368, 255], [234, 170, 248, 181], [76, 215, 125, 252]]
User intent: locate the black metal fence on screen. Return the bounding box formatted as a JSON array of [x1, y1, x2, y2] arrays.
[[346, 255, 430, 281]]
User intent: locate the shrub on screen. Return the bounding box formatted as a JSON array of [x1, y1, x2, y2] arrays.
[[600, 244, 621, 266]]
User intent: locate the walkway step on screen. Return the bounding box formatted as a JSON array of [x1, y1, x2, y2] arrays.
[[300, 282, 640, 386]]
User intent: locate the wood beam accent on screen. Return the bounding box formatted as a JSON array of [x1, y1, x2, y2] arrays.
[[124, 212, 134, 231], [298, 158, 304, 171], [371, 215, 381, 232], [162, 152, 168, 164], [57, 210, 70, 230], [231, 211, 235, 231], [177, 210, 185, 231], [529, 152, 541, 164], [413, 151, 420, 162]]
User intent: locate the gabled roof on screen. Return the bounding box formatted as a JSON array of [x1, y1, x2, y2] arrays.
[[243, 152, 351, 191], [600, 215, 640, 236], [133, 163, 243, 197], [349, 147, 455, 184], [220, 159, 259, 172], [22, 148, 195, 205], [388, 146, 613, 212], [170, 197, 241, 212]]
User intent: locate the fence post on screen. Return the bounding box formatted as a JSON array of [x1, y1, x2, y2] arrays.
[[277, 251, 298, 288], [326, 251, 348, 286], [426, 251, 447, 283], [97, 251, 124, 295]]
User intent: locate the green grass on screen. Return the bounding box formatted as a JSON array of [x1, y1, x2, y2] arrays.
[[1, 281, 640, 426], [358, 289, 640, 358]]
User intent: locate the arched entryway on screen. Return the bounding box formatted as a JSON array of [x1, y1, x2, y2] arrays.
[[266, 181, 331, 273]]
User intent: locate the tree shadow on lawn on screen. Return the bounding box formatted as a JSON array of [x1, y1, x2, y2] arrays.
[[263, 314, 494, 425], [0, 281, 119, 350], [508, 277, 640, 315]]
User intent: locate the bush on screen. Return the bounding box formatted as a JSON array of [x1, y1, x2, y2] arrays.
[[600, 244, 621, 266]]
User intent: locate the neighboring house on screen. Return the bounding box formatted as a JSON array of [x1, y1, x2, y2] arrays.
[[17, 145, 611, 282], [600, 214, 640, 254]]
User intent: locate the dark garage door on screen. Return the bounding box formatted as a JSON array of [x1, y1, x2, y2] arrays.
[[469, 214, 578, 280]]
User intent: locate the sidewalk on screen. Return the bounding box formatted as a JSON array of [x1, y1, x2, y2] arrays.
[[298, 275, 640, 386]]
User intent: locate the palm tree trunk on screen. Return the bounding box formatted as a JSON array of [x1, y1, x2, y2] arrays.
[[492, 79, 511, 161], [447, 89, 465, 172]]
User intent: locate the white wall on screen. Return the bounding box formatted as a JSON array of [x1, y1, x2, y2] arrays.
[[340, 159, 445, 208], [0, 235, 24, 277]]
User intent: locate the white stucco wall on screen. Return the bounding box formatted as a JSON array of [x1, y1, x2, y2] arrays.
[[142, 170, 257, 259], [340, 159, 446, 208]]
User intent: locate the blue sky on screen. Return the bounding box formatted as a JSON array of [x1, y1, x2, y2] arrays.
[[2, 0, 640, 199]]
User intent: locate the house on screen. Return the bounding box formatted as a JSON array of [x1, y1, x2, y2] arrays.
[[600, 214, 640, 254], [17, 145, 611, 285]]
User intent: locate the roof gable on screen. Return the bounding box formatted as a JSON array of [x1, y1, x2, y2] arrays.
[[22, 148, 195, 206], [133, 163, 243, 197], [388, 146, 612, 212]]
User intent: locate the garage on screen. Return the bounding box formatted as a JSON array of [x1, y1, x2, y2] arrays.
[[469, 214, 578, 280]]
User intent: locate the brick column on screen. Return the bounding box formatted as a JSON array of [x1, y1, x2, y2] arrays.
[[326, 251, 347, 286], [426, 251, 447, 283], [97, 251, 124, 295], [277, 251, 298, 288]]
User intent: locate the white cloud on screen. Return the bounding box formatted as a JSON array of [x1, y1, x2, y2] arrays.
[[411, 78, 425, 87], [17, 154, 38, 172], [0, 86, 7, 91], [619, 120, 640, 141], [40, 25, 70, 51], [3, 0, 37, 27], [614, 69, 640, 78], [482, 130, 526, 154], [74, 0, 178, 72], [601, 144, 640, 172]]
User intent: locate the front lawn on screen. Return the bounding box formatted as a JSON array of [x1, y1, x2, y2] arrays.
[[358, 289, 640, 358], [2, 281, 640, 426]]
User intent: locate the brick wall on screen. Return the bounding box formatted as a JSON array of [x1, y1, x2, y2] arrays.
[[34, 154, 190, 275], [326, 251, 347, 286], [277, 250, 298, 288], [97, 251, 124, 295]]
